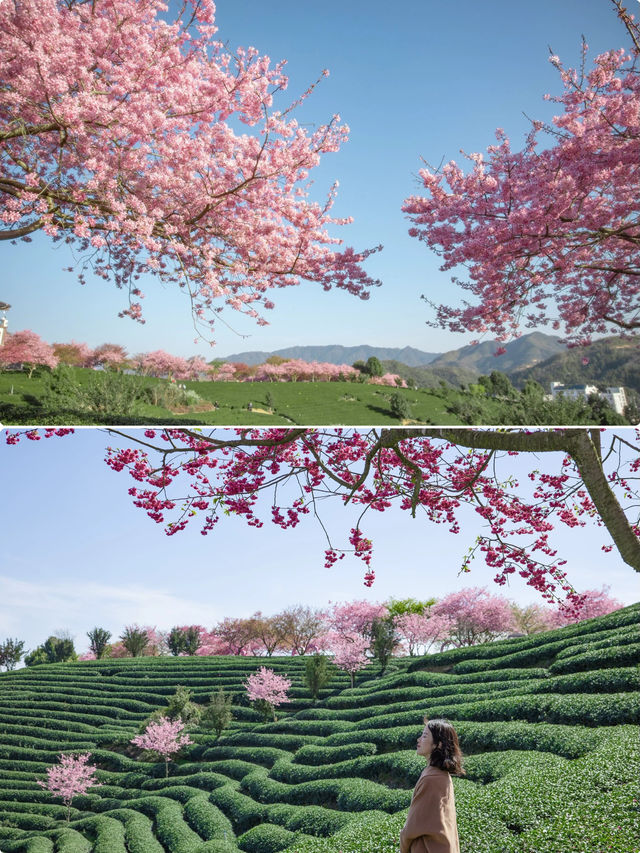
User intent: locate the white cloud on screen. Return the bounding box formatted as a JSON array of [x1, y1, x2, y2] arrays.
[[0, 575, 224, 651]]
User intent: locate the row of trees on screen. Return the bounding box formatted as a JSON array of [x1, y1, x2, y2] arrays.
[[2, 587, 622, 674], [0, 331, 405, 386]]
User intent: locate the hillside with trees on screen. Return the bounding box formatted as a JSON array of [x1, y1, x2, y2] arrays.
[[0, 606, 636, 853]]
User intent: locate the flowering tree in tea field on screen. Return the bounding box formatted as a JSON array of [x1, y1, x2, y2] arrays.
[[38, 753, 101, 821], [328, 633, 370, 687], [404, 2, 640, 345], [430, 587, 515, 647], [131, 716, 192, 777], [245, 666, 292, 720], [0, 0, 379, 338]]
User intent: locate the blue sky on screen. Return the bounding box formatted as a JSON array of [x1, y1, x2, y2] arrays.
[[1, 429, 637, 655], [1, 0, 632, 358]]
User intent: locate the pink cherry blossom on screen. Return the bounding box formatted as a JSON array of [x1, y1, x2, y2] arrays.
[[131, 716, 192, 777], [404, 16, 640, 344], [1, 0, 380, 337], [38, 753, 101, 821], [0, 329, 58, 377], [245, 666, 291, 719], [431, 587, 514, 647]]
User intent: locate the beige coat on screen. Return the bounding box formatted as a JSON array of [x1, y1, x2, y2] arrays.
[[399, 765, 460, 853]]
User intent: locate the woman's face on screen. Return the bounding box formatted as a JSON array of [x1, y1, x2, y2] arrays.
[[416, 724, 435, 757]]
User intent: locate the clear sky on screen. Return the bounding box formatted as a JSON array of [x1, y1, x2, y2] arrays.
[[1, 0, 632, 358], [1, 428, 637, 655]]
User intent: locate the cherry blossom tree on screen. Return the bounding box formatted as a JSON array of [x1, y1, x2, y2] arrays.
[[38, 753, 102, 821], [135, 350, 189, 380], [431, 587, 514, 648], [0, 0, 379, 338], [212, 362, 237, 382], [184, 356, 210, 381], [327, 633, 370, 687], [52, 341, 93, 367], [131, 716, 193, 777], [327, 600, 388, 639], [245, 666, 291, 721], [403, 2, 640, 345], [395, 612, 454, 656], [91, 343, 128, 371], [0, 329, 58, 377]]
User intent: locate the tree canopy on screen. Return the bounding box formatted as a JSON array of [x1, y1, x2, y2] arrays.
[[1, 0, 379, 339], [404, 1, 640, 345], [72, 426, 640, 610]]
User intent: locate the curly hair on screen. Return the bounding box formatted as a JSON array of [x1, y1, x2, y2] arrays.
[[425, 717, 465, 776]]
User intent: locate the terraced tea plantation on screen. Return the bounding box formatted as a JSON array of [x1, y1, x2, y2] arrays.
[[0, 606, 638, 853]]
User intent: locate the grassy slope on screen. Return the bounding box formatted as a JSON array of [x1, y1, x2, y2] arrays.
[[0, 368, 475, 426], [0, 606, 637, 853]]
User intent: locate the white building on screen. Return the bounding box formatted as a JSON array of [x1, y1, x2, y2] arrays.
[[549, 381, 628, 415]]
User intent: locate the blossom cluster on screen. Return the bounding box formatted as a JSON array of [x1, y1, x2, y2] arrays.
[[1, 0, 379, 334]]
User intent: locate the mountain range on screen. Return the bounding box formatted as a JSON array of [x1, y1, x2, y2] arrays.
[[222, 333, 565, 374], [221, 344, 439, 367], [221, 333, 640, 396]]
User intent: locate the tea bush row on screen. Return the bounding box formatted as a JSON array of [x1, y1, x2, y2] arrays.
[[531, 666, 638, 694], [240, 767, 411, 813], [105, 808, 165, 853], [199, 746, 290, 768], [293, 743, 377, 765], [183, 794, 235, 841], [548, 643, 640, 674]]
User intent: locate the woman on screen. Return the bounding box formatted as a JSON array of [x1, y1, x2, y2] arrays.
[[399, 718, 464, 853]]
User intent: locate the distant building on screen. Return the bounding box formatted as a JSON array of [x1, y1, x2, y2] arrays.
[[549, 381, 628, 415], [0, 301, 9, 347]]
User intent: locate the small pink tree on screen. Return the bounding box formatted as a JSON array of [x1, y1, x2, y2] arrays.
[[327, 632, 370, 687], [431, 587, 514, 648], [245, 666, 291, 721], [0, 330, 58, 377], [131, 716, 193, 777], [38, 753, 102, 821]]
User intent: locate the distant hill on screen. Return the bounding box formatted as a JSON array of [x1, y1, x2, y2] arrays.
[[429, 332, 565, 374], [510, 336, 640, 394], [221, 345, 438, 367], [381, 359, 480, 389]]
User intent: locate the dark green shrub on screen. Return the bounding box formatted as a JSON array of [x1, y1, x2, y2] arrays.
[[183, 794, 234, 840], [389, 392, 411, 420], [238, 823, 298, 853], [266, 802, 352, 836]]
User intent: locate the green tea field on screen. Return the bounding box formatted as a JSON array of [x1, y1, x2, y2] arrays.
[[0, 367, 488, 426], [0, 606, 638, 853]]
